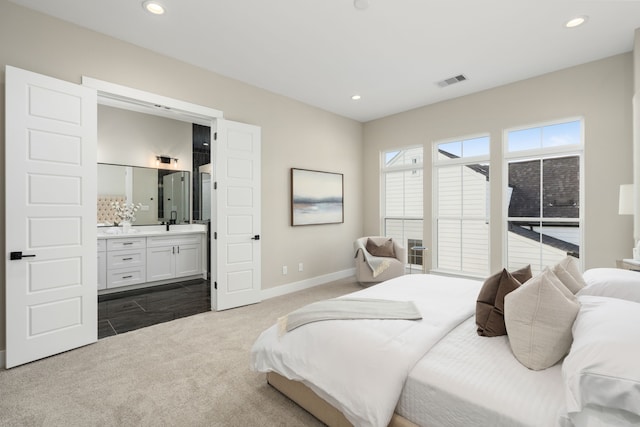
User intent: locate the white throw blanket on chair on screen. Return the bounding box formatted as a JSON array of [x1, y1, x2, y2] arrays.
[[355, 240, 390, 278]]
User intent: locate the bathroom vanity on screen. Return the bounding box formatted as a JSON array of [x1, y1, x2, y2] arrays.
[[97, 225, 207, 293]]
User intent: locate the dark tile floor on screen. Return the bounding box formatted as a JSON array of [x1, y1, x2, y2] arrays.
[[98, 279, 211, 339]]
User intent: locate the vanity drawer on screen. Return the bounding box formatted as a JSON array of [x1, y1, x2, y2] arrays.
[[107, 248, 145, 270], [107, 267, 146, 288], [107, 237, 146, 251], [97, 239, 107, 252], [146, 233, 202, 248]]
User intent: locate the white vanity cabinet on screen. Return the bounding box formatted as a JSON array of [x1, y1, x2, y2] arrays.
[[146, 234, 202, 282], [106, 237, 147, 289], [97, 228, 206, 293], [97, 239, 107, 290]]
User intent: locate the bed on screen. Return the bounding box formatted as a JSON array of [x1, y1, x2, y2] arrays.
[[250, 266, 640, 427]]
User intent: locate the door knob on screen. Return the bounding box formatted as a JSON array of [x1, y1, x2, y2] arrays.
[[10, 251, 36, 260], [251, 235, 260, 240]]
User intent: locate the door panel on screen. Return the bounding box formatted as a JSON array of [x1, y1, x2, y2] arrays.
[[175, 244, 201, 277], [5, 66, 97, 368], [213, 120, 261, 310]]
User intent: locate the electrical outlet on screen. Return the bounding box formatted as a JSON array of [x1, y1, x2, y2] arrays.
[[282, 266, 288, 275], [298, 262, 304, 272]]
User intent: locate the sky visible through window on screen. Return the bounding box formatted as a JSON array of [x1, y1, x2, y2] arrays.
[[508, 120, 581, 152], [438, 136, 489, 158]]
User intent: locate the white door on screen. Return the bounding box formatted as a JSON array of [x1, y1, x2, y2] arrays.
[[213, 120, 261, 310], [5, 66, 97, 368]]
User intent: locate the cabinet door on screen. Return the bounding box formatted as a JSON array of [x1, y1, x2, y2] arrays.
[[146, 246, 175, 281], [175, 243, 201, 278]]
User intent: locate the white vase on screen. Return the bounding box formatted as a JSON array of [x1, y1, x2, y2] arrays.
[[121, 220, 131, 234]]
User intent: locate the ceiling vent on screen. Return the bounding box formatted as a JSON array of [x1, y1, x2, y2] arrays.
[[437, 74, 467, 88]]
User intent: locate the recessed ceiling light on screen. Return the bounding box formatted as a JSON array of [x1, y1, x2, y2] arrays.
[[565, 16, 587, 28], [351, 94, 362, 101], [354, 0, 369, 10], [143, 1, 165, 15]]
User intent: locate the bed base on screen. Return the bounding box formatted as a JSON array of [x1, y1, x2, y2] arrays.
[[266, 372, 418, 427]]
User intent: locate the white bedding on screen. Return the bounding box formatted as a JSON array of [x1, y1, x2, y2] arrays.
[[250, 274, 482, 427], [397, 316, 568, 427]]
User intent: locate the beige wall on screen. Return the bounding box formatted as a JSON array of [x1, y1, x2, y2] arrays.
[[0, 1, 364, 352], [363, 53, 634, 274]]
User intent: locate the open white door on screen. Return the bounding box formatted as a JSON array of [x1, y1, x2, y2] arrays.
[[5, 66, 97, 368], [212, 119, 261, 310]]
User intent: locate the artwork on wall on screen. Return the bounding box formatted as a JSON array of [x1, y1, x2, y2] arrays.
[[291, 168, 344, 226]]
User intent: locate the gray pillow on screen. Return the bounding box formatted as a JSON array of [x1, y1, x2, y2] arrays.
[[365, 238, 395, 258]]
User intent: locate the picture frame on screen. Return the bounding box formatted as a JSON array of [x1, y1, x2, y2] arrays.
[[291, 168, 344, 226]]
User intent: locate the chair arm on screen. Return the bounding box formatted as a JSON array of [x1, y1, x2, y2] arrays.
[[393, 242, 406, 264]]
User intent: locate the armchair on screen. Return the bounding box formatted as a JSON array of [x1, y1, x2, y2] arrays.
[[354, 236, 406, 285]]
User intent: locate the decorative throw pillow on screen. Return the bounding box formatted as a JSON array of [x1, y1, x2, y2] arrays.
[[476, 265, 532, 337], [365, 238, 395, 258], [563, 296, 640, 418], [504, 268, 580, 371], [552, 256, 586, 294]]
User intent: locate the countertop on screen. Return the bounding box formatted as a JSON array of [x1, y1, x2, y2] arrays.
[[97, 224, 207, 238]]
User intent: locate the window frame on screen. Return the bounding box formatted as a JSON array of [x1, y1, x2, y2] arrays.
[[502, 117, 585, 272], [432, 133, 491, 277], [380, 145, 424, 268]]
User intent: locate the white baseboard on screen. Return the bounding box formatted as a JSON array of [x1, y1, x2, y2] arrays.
[[0, 350, 5, 370], [261, 268, 356, 300]]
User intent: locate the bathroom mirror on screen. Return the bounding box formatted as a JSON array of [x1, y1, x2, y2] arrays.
[[97, 163, 191, 226]]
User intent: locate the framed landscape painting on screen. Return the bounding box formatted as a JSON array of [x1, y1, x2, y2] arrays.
[[291, 168, 344, 226]]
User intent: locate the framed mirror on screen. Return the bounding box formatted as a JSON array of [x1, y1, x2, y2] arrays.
[[97, 163, 191, 226]]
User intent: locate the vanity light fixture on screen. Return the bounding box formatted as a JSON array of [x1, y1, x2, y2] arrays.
[[143, 1, 165, 15], [565, 15, 587, 28], [156, 155, 178, 167], [351, 94, 362, 101]]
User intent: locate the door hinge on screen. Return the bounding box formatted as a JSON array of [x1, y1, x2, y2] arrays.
[[214, 132, 217, 141], [214, 232, 217, 240], [214, 182, 217, 190], [214, 281, 217, 289]]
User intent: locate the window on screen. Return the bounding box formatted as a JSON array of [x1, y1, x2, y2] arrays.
[[505, 119, 583, 274], [433, 136, 490, 277], [407, 238, 424, 266], [382, 147, 423, 269]]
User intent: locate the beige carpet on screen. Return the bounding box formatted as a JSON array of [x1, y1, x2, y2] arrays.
[[0, 277, 362, 427]]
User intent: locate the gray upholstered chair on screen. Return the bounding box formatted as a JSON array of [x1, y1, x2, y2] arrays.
[[354, 236, 406, 284]]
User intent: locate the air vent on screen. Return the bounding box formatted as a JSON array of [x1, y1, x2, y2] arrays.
[[437, 74, 467, 88]]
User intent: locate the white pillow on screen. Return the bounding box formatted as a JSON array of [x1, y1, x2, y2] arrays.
[[504, 268, 580, 370], [580, 268, 640, 303], [553, 256, 586, 294], [563, 296, 640, 418]]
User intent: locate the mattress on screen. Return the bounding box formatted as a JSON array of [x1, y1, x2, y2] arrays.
[[396, 316, 568, 427]]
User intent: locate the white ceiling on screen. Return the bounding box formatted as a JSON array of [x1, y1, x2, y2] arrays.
[[9, 0, 640, 122]]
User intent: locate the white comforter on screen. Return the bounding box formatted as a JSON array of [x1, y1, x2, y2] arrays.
[[250, 274, 483, 427]]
